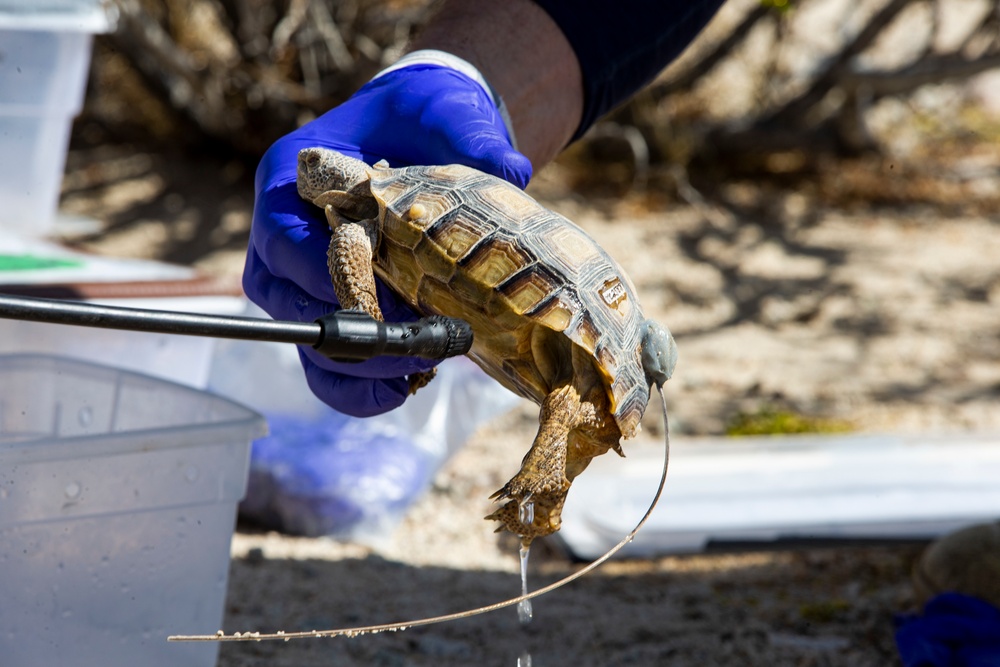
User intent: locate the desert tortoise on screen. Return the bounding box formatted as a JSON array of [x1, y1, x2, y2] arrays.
[[297, 147, 677, 544]]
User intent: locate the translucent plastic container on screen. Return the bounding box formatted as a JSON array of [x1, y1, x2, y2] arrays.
[[0, 355, 266, 667], [0, 3, 110, 236]]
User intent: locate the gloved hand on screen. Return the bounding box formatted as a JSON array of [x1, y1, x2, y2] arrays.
[[244, 60, 533, 417]]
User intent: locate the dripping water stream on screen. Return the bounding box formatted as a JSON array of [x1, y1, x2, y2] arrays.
[[518, 495, 534, 526], [516, 495, 535, 628], [517, 498, 534, 663], [517, 543, 532, 624]]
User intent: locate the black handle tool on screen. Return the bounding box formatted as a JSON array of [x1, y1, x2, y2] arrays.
[[0, 293, 473, 363]]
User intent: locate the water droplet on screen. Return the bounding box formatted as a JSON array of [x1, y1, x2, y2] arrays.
[[517, 652, 532, 667], [517, 544, 532, 625], [77, 406, 93, 426], [184, 466, 199, 483], [64, 482, 81, 500], [518, 496, 534, 526], [0, 487, 8, 499], [517, 599, 533, 625]]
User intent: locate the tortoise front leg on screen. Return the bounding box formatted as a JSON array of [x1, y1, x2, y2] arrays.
[[487, 384, 598, 544], [326, 207, 383, 320], [324, 205, 436, 394]]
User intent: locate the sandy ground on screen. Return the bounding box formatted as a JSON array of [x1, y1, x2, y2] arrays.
[[60, 136, 1000, 665]]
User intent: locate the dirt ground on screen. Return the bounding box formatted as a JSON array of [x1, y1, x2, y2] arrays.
[[59, 127, 1000, 665]]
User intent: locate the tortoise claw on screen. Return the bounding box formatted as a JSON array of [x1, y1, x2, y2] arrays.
[[487, 485, 565, 541], [407, 368, 437, 395]]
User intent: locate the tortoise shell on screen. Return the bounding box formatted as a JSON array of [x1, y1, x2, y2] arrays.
[[365, 162, 650, 438]]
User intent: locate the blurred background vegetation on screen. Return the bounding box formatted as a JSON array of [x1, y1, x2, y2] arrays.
[[82, 0, 1000, 206]]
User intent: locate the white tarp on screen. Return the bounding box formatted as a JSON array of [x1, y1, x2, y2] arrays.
[[557, 433, 1000, 559]]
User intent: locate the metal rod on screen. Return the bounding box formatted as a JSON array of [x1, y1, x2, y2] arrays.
[[0, 293, 320, 346], [0, 293, 474, 362]]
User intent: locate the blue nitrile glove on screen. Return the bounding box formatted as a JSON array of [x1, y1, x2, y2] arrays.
[[895, 593, 1000, 667], [244, 52, 532, 417]]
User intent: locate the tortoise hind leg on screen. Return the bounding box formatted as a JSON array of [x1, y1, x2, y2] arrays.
[[487, 384, 598, 544], [324, 206, 436, 394]]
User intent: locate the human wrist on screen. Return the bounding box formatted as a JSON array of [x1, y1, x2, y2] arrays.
[[408, 0, 583, 170]]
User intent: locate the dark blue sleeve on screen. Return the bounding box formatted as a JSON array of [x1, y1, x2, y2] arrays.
[[532, 0, 728, 140]]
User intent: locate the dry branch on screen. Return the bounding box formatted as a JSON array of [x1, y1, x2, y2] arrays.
[[651, 3, 774, 99], [665, 0, 1000, 164], [842, 51, 1000, 99], [99, 0, 434, 154], [760, 0, 921, 128]]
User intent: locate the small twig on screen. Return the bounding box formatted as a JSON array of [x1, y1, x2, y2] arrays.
[[922, 0, 941, 60], [840, 51, 1000, 99], [298, 33, 321, 97], [762, 0, 922, 127], [271, 0, 309, 53], [669, 164, 735, 232], [959, 0, 1000, 53], [308, 0, 355, 72], [757, 4, 792, 110], [587, 123, 651, 192]]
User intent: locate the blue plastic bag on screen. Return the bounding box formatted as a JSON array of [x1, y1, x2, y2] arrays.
[[240, 412, 435, 537], [208, 310, 520, 542]]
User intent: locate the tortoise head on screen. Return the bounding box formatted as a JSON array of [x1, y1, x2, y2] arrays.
[[296, 147, 374, 203], [640, 319, 677, 389]]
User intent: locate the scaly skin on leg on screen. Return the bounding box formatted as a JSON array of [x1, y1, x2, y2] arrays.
[[564, 412, 623, 481], [406, 369, 437, 394], [324, 205, 436, 394], [488, 342, 624, 544], [326, 214, 384, 320], [487, 383, 621, 544]]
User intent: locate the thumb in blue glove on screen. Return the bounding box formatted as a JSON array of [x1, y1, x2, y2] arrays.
[[244, 55, 533, 417]]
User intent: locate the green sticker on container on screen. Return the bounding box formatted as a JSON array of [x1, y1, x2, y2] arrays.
[[0, 254, 84, 271]]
